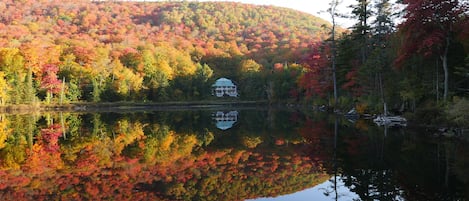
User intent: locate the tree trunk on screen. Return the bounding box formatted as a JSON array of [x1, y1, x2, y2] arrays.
[[441, 54, 449, 101], [441, 37, 450, 101], [60, 78, 65, 105], [330, 0, 338, 107], [436, 58, 439, 103]]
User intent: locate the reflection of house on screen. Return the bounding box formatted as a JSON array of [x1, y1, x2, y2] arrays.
[[212, 111, 239, 130], [212, 78, 238, 97]]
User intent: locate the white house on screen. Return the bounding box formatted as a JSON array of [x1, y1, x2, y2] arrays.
[[212, 78, 238, 97]]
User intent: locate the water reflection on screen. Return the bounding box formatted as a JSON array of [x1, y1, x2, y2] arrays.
[[212, 110, 239, 130], [251, 176, 360, 201], [0, 110, 467, 200]]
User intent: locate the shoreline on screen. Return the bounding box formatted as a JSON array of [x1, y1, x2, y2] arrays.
[[0, 100, 306, 114]]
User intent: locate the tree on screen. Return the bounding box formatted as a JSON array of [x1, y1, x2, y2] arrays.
[[397, 0, 467, 101], [299, 43, 332, 100], [40, 64, 62, 104], [350, 0, 373, 64], [369, 0, 396, 109], [193, 63, 213, 98], [239, 59, 262, 73], [142, 49, 171, 100], [0, 48, 25, 104], [0, 72, 9, 105], [328, 0, 342, 107], [24, 68, 37, 104], [119, 47, 143, 71]]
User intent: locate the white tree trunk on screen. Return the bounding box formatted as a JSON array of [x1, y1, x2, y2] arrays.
[[441, 36, 450, 101]]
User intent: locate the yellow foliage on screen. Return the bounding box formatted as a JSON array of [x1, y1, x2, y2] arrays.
[[241, 136, 263, 148], [0, 133, 27, 170], [239, 59, 262, 72], [111, 59, 143, 95], [160, 131, 175, 151], [154, 44, 196, 77], [92, 139, 114, 167], [354, 119, 369, 131], [0, 48, 24, 72], [177, 134, 197, 156], [155, 59, 174, 80], [91, 47, 112, 76], [0, 115, 11, 149], [28, 22, 40, 33], [145, 132, 198, 165], [114, 121, 145, 155], [355, 103, 368, 114], [0, 72, 10, 105]]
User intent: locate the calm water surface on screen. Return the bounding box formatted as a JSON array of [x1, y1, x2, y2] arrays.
[[0, 109, 467, 200]]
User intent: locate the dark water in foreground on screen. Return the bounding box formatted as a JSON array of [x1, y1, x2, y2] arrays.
[[0, 109, 467, 200]]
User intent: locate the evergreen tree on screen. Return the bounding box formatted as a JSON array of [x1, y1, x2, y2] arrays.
[[368, 0, 395, 109], [351, 0, 373, 64]]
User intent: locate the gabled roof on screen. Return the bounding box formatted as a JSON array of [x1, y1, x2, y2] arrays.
[[212, 78, 236, 87]]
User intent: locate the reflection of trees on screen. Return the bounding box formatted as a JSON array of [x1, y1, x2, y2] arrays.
[[454, 142, 469, 199], [335, 120, 469, 201], [337, 122, 405, 201], [1, 111, 467, 200], [0, 115, 36, 169], [213, 109, 306, 149], [0, 111, 330, 200], [0, 114, 11, 149], [299, 117, 333, 164], [392, 136, 469, 201]]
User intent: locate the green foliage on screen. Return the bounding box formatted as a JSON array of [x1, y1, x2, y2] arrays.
[[413, 103, 447, 125], [446, 98, 469, 126], [238, 72, 266, 100], [66, 80, 81, 102], [88, 78, 99, 102]]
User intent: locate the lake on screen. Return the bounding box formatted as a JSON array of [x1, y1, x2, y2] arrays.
[[0, 108, 467, 200]]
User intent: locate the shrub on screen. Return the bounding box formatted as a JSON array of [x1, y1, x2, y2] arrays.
[[414, 105, 447, 126], [446, 98, 469, 127]]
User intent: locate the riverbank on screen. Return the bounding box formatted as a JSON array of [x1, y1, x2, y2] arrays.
[[0, 100, 281, 114]]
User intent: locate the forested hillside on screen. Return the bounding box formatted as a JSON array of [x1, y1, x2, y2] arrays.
[[0, 0, 330, 103], [0, 0, 468, 121]]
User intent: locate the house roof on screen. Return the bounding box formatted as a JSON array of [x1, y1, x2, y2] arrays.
[[212, 78, 236, 87]]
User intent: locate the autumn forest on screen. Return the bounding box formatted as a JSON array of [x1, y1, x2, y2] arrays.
[[0, 0, 468, 123], [0, 0, 330, 104], [1, 1, 469, 199]]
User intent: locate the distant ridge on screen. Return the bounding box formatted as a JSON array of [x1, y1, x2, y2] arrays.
[[0, 1, 331, 65]]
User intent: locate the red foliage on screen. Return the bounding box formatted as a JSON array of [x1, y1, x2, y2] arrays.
[[299, 119, 332, 143], [275, 139, 285, 146], [341, 67, 363, 96], [40, 64, 62, 94], [273, 63, 284, 71], [40, 124, 63, 152], [396, 0, 466, 67], [298, 43, 332, 98], [74, 146, 100, 170], [72, 46, 96, 66]]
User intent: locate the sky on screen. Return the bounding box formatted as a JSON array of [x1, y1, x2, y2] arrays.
[[247, 176, 362, 201], [197, 0, 357, 28]]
